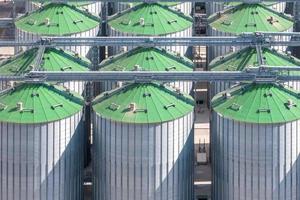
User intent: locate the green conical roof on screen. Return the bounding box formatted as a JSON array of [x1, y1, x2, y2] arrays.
[[99, 47, 193, 71], [31, 1, 96, 7], [209, 47, 300, 75], [212, 83, 300, 124], [15, 3, 100, 36], [108, 3, 193, 36], [0, 83, 83, 124], [93, 83, 194, 124], [226, 2, 282, 7], [208, 3, 293, 34], [0, 47, 90, 75]]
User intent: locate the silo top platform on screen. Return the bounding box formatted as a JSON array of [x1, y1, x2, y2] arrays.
[[208, 3, 293, 34], [108, 3, 193, 36], [212, 83, 300, 124], [93, 83, 194, 124], [0, 83, 83, 124], [0, 47, 90, 76], [209, 47, 300, 74], [99, 47, 193, 71], [15, 3, 100, 36]]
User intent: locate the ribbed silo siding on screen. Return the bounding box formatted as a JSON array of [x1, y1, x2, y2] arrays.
[[81, 3, 102, 16], [209, 81, 236, 99], [25, 1, 39, 12], [0, 112, 84, 200], [93, 112, 194, 200], [60, 81, 86, 95], [270, 3, 286, 13], [211, 112, 300, 200], [171, 3, 192, 16], [108, 27, 192, 57], [0, 81, 11, 91], [16, 26, 99, 58], [206, 2, 225, 16], [272, 28, 292, 53]]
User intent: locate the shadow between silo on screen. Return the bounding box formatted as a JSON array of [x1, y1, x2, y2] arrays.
[[37, 120, 85, 200], [151, 129, 194, 200]]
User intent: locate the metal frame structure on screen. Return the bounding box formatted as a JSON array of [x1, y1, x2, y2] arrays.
[[1, 1, 300, 84]]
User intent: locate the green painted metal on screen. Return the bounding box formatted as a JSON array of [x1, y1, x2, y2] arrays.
[[0, 83, 83, 124], [99, 47, 193, 71], [31, 1, 96, 7], [208, 3, 293, 34], [209, 47, 300, 75], [15, 3, 100, 36], [130, 2, 181, 7], [212, 83, 300, 124], [93, 83, 194, 124], [226, 2, 282, 7], [0, 47, 90, 75], [108, 3, 193, 36]]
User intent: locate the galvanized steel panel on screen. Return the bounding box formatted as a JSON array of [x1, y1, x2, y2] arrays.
[[212, 112, 300, 200], [0, 112, 84, 200], [93, 112, 194, 200]]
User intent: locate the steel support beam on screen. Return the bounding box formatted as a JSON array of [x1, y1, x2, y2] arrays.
[[0, 35, 298, 47], [0, 18, 13, 28]]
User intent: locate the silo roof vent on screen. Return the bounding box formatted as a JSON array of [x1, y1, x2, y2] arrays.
[[285, 99, 297, 109], [109, 103, 120, 111]]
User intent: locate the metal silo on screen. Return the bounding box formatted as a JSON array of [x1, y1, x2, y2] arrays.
[[98, 47, 194, 94], [0, 47, 90, 94], [207, 3, 293, 62], [108, 3, 193, 57], [92, 82, 195, 200], [209, 47, 300, 96], [25, 1, 102, 16], [211, 82, 300, 200], [115, 2, 192, 16], [15, 3, 100, 58], [0, 83, 84, 200]]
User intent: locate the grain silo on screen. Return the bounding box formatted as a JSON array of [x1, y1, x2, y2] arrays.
[[0, 82, 84, 200], [209, 47, 300, 96], [98, 47, 194, 94], [207, 3, 293, 62], [211, 82, 300, 200], [15, 3, 100, 58], [116, 2, 192, 16], [0, 47, 90, 94], [108, 3, 193, 57], [25, 1, 102, 15], [92, 82, 195, 200]]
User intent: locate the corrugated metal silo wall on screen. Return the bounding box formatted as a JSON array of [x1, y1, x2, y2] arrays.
[[92, 112, 195, 200], [211, 112, 300, 200], [0, 112, 84, 200]]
